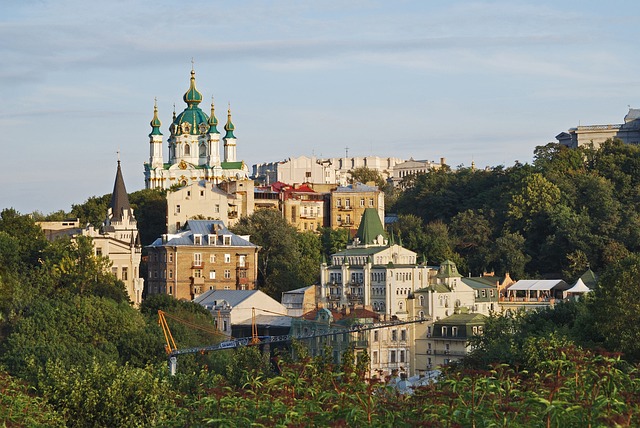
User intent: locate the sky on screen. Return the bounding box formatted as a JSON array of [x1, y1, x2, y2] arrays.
[[1, 0, 640, 215]]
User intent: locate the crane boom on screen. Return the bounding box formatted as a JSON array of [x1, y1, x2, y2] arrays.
[[167, 317, 426, 358]]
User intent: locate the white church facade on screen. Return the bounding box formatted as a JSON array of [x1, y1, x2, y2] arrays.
[[144, 69, 250, 190]]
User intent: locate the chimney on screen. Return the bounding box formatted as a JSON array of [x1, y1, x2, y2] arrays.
[[440, 157, 446, 166]]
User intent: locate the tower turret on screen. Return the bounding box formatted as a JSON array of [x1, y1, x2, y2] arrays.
[[223, 106, 237, 162], [149, 100, 164, 170], [207, 97, 221, 167]]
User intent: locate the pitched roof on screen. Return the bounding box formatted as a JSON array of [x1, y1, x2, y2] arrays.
[[148, 220, 258, 248], [194, 289, 261, 307], [579, 268, 598, 289], [110, 161, 132, 222], [355, 208, 386, 246]]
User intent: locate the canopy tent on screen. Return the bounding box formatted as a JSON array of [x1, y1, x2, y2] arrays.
[[507, 280, 570, 292], [505, 279, 570, 302], [566, 278, 592, 294]]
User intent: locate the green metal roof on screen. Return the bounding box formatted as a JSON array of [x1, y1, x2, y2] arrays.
[[435, 313, 486, 325], [436, 260, 462, 279], [355, 208, 386, 246], [173, 106, 209, 136], [221, 161, 244, 170]]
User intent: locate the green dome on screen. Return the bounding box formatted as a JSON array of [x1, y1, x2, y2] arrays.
[[149, 101, 163, 136], [183, 69, 203, 106], [224, 107, 236, 139], [208, 99, 219, 134], [173, 70, 209, 135]]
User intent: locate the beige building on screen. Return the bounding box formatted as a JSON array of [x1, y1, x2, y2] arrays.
[[39, 162, 144, 306], [330, 183, 384, 233], [146, 220, 259, 301], [219, 179, 255, 226], [556, 108, 640, 149], [167, 180, 230, 233], [281, 184, 327, 232]]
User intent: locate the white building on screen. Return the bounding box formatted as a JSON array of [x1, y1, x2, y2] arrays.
[[194, 289, 287, 337], [144, 69, 250, 190], [253, 155, 404, 186]]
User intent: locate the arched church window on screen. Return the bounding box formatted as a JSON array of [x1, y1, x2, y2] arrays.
[[199, 144, 207, 156], [184, 144, 191, 156]]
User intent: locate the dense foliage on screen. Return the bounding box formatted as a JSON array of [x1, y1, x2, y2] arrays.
[[392, 141, 640, 280], [4, 140, 640, 425]]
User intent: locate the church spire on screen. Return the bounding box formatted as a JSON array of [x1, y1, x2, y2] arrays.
[[110, 160, 132, 222], [208, 96, 219, 134], [224, 105, 236, 139], [149, 98, 162, 136]]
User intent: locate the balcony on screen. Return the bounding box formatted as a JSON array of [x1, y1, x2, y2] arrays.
[[190, 276, 205, 285]]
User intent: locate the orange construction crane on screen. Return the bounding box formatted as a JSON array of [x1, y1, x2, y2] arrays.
[[158, 310, 178, 355]]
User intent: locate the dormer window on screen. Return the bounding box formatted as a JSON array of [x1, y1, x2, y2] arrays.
[[208, 234, 216, 245], [223, 235, 231, 246], [194, 234, 202, 245]]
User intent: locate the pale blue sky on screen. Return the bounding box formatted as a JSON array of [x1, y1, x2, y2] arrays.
[[1, 0, 639, 214]]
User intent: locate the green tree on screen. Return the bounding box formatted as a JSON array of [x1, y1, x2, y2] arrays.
[[348, 166, 387, 189], [130, 188, 167, 246], [590, 254, 640, 362], [231, 209, 316, 298]]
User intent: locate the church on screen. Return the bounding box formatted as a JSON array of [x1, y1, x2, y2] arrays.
[[144, 69, 250, 189]]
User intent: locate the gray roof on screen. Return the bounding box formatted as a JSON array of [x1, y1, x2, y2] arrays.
[[334, 183, 379, 192], [194, 289, 261, 307], [148, 220, 258, 248]]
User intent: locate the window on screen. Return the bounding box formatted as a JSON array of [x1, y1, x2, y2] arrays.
[[223, 236, 231, 245], [238, 255, 246, 267], [400, 329, 407, 341], [209, 270, 216, 279], [419, 295, 425, 307], [112, 267, 118, 277], [193, 253, 202, 266], [345, 199, 351, 208], [391, 330, 397, 341], [122, 267, 128, 281], [200, 190, 204, 197], [224, 254, 231, 263], [194, 235, 202, 245], [360, 198, 365, 207], [96, 248, 102, 257], [390, 350, 397, 363], [210, 254, 216, 263], [224, 269, 231, 279], [176, 205, 181, 214], [452, 327, 458, 337], [214, 204, 220, 213], [442, 327, 448, 336], [194, 269, 202, 278], [169, 253, 173, 263], [169, 270, 173, 279], [337, 199, 342, 208], [369, 198, 374, 207], [373, 351, 379, 364], [374, 331, 379, 342], [400, 350, 405, 363]]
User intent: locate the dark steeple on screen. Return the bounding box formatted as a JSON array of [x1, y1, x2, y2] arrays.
[[110, 160, 132, 222]]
